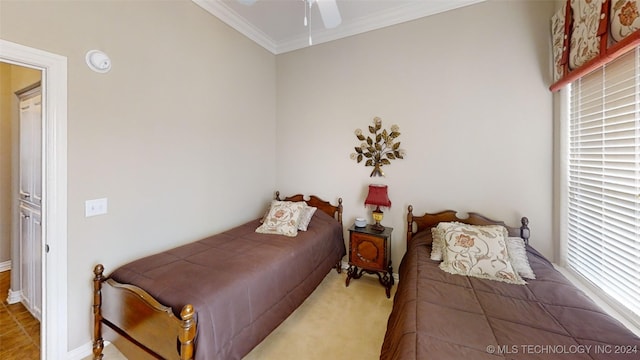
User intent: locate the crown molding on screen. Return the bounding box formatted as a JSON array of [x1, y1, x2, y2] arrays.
[[276, 0, 485, 54], [193, 0, 485, 55], [193, 0, 278, 53]]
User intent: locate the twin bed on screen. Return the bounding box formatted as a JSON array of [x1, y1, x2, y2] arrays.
[[381, 206, 640, 359], [92, 195, 640, 360], [92, 192, 345, 360]]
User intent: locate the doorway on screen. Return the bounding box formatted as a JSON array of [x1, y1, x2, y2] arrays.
[[0, 39, 68, 360]]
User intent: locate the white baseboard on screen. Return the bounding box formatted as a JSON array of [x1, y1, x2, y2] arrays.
[[67, 341, 112, 360], [2, 262, 20, 305], [6, 289, 21, 304], [0, 260, 11, 272], [66, 341, 92, 360]]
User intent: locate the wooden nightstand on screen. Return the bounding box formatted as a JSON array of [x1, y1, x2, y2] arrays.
[[345, 224, 394, 298]]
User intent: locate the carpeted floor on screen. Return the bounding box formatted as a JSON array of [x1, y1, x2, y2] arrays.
[[244, 269, 395, 359], [90, 270, 395, 360]]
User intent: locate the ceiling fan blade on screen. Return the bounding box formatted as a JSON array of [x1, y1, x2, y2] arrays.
[[316, 0, 342, 29]]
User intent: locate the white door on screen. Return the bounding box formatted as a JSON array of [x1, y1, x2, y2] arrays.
[[18, 87, 42, 321], [20, 205, 42, 320], [1, 39, 69, 360], [19, 92, 42, 207], [19, 204, 41, 320]]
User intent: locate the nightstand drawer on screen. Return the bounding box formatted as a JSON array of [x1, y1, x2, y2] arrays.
[[351, 232, 386, 270]]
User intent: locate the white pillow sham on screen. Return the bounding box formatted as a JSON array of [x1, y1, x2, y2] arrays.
[[505, 236, 536, 279], [297, 205, 317, 231]]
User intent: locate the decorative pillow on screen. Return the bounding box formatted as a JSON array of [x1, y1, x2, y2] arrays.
[[255, 200, 306, 237], [506, 237, 536, 279], [432, 222, 534, 280], [431, 221, 496, 261], [438, 223, 525, 285], [297, 204, 317, 231]]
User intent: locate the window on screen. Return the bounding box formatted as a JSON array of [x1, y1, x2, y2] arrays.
[[567, 47, 640, 325]]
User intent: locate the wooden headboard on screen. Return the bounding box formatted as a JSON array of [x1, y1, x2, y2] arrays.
[[276, 191, 343, 225], [406, 205, 530, 244]]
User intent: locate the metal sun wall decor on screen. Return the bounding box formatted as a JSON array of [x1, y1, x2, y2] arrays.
[[350, 117, 405, 177]]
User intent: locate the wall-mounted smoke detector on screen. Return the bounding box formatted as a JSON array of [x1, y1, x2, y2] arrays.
[[85, 50, 111, 73]]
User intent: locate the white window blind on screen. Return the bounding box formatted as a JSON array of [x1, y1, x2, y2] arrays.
[[568, 47, 640, 323]]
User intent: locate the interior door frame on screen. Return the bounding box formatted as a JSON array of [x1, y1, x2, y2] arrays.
[[0, 39, 68, 360]]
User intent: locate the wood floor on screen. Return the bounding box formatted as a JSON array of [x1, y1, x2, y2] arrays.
[[0, 270, 40, 359]]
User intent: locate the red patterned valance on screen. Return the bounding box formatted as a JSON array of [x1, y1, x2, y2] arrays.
[[550, 0, 640, 92]]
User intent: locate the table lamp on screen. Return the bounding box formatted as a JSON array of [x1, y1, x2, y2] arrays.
[[364, 184, 391, 231]]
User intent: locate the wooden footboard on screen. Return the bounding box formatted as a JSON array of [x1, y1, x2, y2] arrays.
[[92, 265, 196, 360]]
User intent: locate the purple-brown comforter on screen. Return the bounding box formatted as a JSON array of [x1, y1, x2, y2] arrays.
[[110, 210, 345, 360], [380, 230, 640, 360]]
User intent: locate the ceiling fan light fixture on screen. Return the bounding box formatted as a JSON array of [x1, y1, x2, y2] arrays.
[[316, 0, 342, 28], [304, 0, 313, 45], [234, 0, 341, 47]]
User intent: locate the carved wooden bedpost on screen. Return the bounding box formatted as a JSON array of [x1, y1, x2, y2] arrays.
[[334, 197, 344, 273], [92, 264, 105, 360], [406, 205, 414, 243], [179, 305, 196, 360], [520, 217, 530, 245]]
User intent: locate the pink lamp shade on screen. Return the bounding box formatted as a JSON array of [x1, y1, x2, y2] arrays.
[[364, 184, 391, 209]]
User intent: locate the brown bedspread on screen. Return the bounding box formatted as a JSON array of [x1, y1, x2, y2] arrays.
[[380, 230, 640, 360], [109, 210, 345, 360]]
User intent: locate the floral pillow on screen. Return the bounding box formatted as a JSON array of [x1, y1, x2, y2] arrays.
[[255, 200, 306, 237], [431, 222, 535, 280], [431, 221, 507, 261], [438, 222, 525, 285]]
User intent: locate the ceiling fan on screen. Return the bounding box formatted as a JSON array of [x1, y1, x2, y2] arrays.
[[238, 0, 342, 29]]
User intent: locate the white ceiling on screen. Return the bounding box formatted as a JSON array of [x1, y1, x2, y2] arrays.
[[193, 0, 485, 54]]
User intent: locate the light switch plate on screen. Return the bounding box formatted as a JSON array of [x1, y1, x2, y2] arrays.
[[85, 198, 108, 217]]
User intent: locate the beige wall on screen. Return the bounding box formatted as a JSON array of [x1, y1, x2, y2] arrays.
[[0, 63, 12, 264], [0, 63, 40, 264], [276, 0, 556, 269], [1, 0, 557, 354], [0, 0, 277, 351]]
